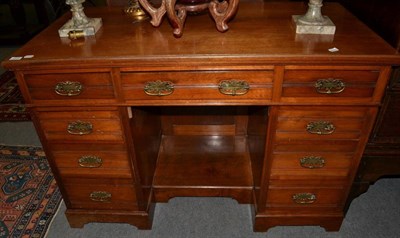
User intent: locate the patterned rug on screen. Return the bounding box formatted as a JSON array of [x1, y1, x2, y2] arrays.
[[0, 71, 30, 121], [0, 145, 62, 238]]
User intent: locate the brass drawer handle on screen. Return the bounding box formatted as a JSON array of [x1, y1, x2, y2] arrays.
[[67, 121, 93, 135], [89, 191, 111, 202], [55, 81, 83, 96], [218, 80, 250, 96], [78, 155, 103, 168], [306, 121, 335, 135], [315, 78, 345, 94], [144, 80, 174, 96], [292, 193, 317, 204], [300, 156, 325, 169]]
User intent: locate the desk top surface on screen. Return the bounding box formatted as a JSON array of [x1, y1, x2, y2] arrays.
[[3, 1, 400, 70]]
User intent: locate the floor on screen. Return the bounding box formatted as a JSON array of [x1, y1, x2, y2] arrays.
[[1, 46, 41, 146]]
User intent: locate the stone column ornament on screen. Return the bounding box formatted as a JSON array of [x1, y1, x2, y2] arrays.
[[292, 0, 335, 35], [58, 0, 102, 39]]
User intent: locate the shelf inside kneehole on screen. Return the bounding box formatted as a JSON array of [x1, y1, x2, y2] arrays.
[[154, 135, 253, 188], [129, 106, 268, 200]]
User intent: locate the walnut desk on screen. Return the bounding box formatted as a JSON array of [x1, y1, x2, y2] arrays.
[[3, 1, 400, 232]]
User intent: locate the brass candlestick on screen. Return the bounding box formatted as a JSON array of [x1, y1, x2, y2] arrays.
[[124, 0, 148, 21]]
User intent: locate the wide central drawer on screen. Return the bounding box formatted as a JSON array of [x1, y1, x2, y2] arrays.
[[121, 70, 273, 104]]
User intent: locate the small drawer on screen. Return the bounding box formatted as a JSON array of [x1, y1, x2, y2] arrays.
[[275, 106, 369, 141], [121, 70, 273, 103], [282, 68, 380, 100], [24, 71, 115, 101], [63, 178, 138, 210], [36, 109, 124, 142], [51, 148, 132, 178], [266, 186, 345, 208], [270, 153, 353, 180]]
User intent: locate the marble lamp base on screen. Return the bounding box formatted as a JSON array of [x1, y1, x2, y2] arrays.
[[58, 18, 102, 38], [292, 15, 335, 35]]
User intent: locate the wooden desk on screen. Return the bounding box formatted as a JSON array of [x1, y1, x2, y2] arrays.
[[2, 1, 400, 232]]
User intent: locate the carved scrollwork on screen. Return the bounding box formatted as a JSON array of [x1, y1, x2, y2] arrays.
[[167, 0, 187, 37], [138, 0, 167, 27], [138, 0, 238, 37], [209, 0, 239, 32]]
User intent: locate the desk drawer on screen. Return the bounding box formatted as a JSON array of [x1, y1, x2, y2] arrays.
[[282, 68, 380, 100], [24, 71, 115, 101], [266, 186, 344, 208], [51, 146, 132, 178], [36, 109, 124, 142], [275, 107, 368, 141], [63, 178, 138, 210], [270, 153, 353, 180], [121, 71, 273, 103]]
